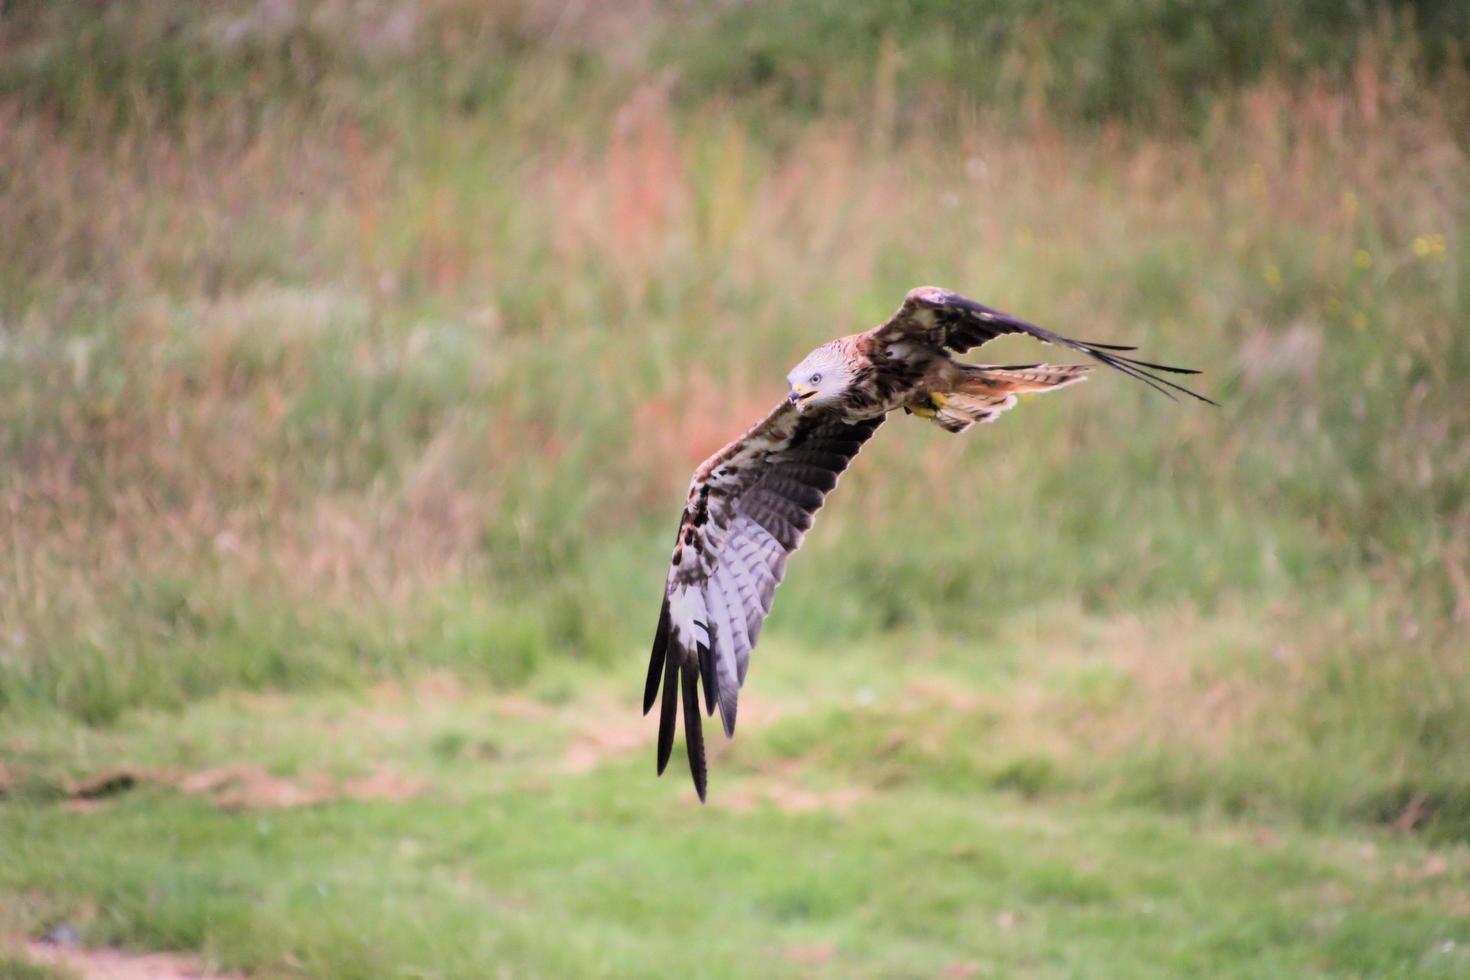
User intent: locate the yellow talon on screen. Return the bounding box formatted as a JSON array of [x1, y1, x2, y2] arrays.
[[906, 393, 948, 418]]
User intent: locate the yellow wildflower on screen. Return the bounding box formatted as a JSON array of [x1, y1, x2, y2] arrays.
[[1408, 235, 1447, 261]]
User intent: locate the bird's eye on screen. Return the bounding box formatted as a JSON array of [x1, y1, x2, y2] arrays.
[[809, 373, 822, 385]]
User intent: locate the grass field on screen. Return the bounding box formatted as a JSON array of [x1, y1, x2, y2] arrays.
[[2, 2, 1468, 976], [4, 637, 1469, 978]]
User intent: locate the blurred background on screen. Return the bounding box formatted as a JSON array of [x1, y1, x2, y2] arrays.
[[1, 1, 1467, 977]]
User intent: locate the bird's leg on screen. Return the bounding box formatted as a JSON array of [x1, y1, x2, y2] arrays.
[[905, 392, 947, 419]]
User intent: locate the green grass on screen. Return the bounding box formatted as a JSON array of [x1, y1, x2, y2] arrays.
[[2, 644, 1468, 978], [0, 954, 71, 980], [665, 0, 1470, 128]]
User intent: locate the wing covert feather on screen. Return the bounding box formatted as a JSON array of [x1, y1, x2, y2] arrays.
[[645, 402, 883, 798]]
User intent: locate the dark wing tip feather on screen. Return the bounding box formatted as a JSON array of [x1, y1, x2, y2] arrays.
[[644, 598, 671, 715], [1104, 354, 1201, 375], [698, 639, 718, 716], [1095, 349, 1219, 405], [656, 655, 678, 775], [681, 665, 708, 802]]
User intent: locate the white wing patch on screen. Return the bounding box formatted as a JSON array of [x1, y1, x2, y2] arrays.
[[645, 402, 884, 799], [666, 585, 710, 652]]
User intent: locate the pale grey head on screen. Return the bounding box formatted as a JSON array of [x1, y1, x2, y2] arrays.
[[786, 342, 851, 412]]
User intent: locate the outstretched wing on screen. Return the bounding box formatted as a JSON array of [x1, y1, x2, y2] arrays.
[[645, 401, 884, 800], [875, 286, 1217, 405]]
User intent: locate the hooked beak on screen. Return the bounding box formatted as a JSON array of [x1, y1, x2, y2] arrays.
[[788, 383, 815, 406]]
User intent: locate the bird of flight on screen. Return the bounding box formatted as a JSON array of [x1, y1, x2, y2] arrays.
[[645, 286, 1215, 800]]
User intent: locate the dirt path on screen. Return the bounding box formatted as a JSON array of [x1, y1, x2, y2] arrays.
[[22, 940, 243, 979]]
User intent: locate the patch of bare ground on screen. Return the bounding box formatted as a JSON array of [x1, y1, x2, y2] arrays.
[[494, 693, 554, 721], [717, 762, 870, 815], [22, 940, 242, 980], [561, 691, 786, 774], [47, 764, 427, 812], [781, 941, 835, 965], [556, 689, 868, 811], [561, 718, 648, 775], [367, 669, 467, 707]]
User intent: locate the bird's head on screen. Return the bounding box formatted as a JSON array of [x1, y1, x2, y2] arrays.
[[786, 343, 849, 412]]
